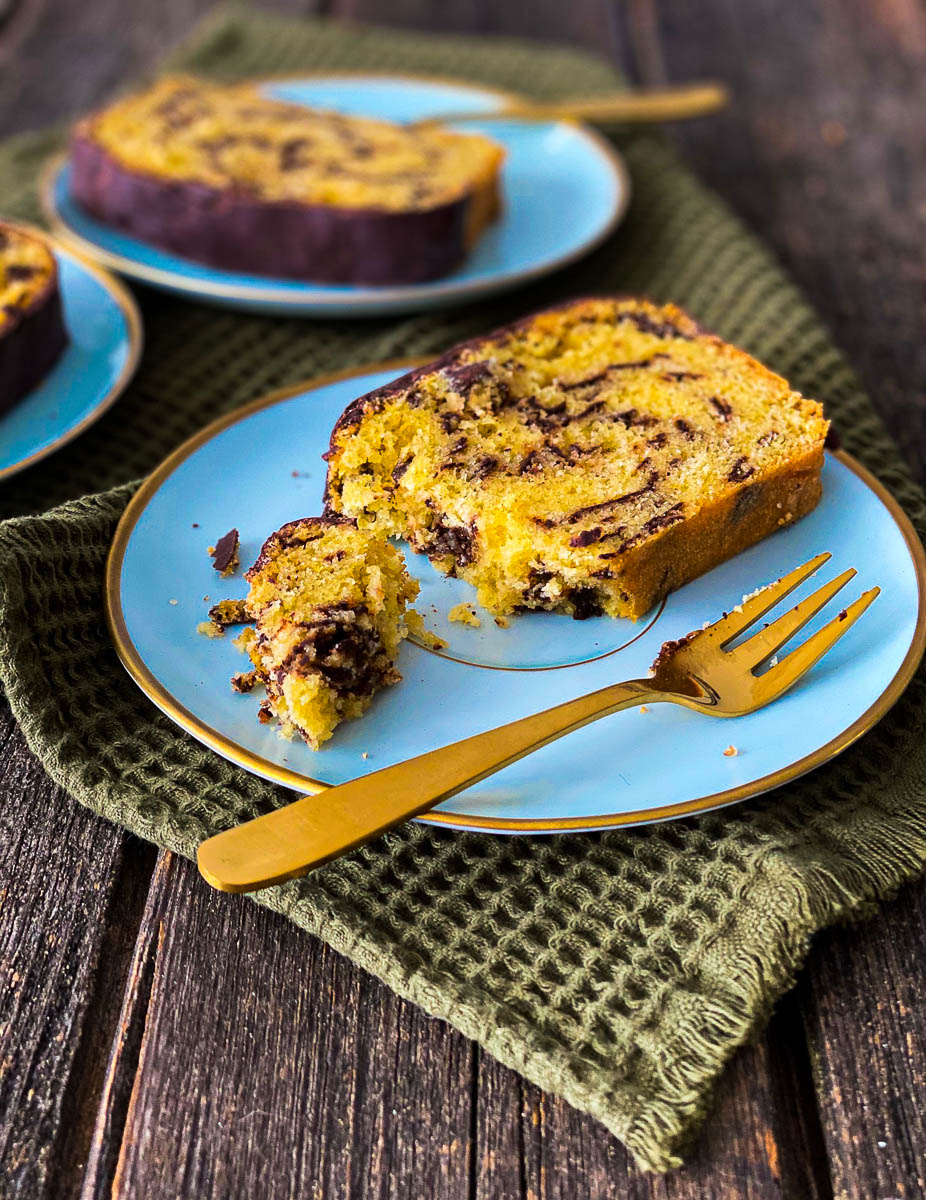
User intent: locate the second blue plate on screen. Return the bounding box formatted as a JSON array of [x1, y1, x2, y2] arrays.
[[42, 75, 628, 318]]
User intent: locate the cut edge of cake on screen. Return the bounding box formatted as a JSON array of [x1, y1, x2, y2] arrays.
[[0, 222, 68, 418]]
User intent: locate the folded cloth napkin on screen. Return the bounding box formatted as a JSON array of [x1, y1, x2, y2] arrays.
[[1, 9, 924, 1171]]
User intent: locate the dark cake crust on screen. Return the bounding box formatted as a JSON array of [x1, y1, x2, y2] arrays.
[[70, 131, 482, 286], [0, 231, 67, 418]]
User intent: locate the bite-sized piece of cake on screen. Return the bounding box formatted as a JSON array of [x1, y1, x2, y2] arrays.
[[325, 297, 829, 620], [0, 223, 67, 416], [70, 76, 504, 285], [241, 515, 419, 748]]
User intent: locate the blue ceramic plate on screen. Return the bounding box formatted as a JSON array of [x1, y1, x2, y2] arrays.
[[0, 228, 142, 482], [42, 75, 628, 318], [106, 363, 926, 833]]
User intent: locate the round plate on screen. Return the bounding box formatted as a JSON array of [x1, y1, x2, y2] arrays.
[[41, 74, 629, 318], [0, 225, 142, 482], [106, 362, 926, 833]]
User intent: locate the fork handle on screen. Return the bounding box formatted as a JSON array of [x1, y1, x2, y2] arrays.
[[417, 82, 729, 128], [198, 678, 656, 892]]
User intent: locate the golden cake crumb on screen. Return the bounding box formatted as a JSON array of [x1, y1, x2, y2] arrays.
[[405, 608, 449, 650], [639, 705, 649, 713], [449, 603, 481, 627], [197, 620, 224, 639], [723, 745, 739, 757]]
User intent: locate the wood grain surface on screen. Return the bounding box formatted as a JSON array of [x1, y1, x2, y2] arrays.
[[0, 0, 924, 1196]]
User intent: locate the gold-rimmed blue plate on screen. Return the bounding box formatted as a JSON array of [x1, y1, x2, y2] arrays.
[[42, 75, 629, 318], [105, 361, 926, 834], [0, 225, 142, 483]]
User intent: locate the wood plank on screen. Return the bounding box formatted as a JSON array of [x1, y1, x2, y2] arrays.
[[330, 0, 623, 60], [800, 881, 926, 1200], [635, 0, 926, 485], [0, 0, 328, 138], [636, 0, 926, 1194], [0, 702, 154, 1199], [110, 853, 476, 1200], [474, 1004, 832, 1200]]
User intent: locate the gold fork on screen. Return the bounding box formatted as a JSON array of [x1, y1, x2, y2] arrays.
[[198, 553, 878, 894], [408, 82, 730, 129]]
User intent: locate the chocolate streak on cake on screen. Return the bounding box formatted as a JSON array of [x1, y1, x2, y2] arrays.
[[271, 605, 392, 702], [728, 457, 755, 483], [709, 396, 733, 421], [674, 418, 696, 440], [208, 598, 249, 628], [566, 473, 660, 524], [391, 455, 413, 483], [559, 355, 668, 391], [423, 516, 477, 569], [597, 503, 686, 553]]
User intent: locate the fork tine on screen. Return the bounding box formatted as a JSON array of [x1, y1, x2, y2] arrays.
[[754, 587, 880, 701], [732, 567, 857, 668], [702, 552, 832, 645]]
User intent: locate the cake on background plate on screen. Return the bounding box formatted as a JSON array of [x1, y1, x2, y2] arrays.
[[0, 222, 67, 416], [70, 76, 504, 285], [238, 515, 419, 749], [324, 296, 829, 620]]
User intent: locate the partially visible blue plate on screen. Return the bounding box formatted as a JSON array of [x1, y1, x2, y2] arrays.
[[0, 226, 142, 483], [106, 361, 926, 834], [42, 75, 629, 318]]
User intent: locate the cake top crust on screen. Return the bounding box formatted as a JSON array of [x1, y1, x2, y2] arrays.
[[77, 76, 504, 212], [0, 224, 58, 333]]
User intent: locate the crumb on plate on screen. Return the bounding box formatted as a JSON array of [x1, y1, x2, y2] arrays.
[[448, 602, 481, 628], [405, 608, 448, 650], [210, 527, 240, 576]]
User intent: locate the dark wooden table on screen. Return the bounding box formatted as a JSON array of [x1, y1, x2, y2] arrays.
[[2, 1, 924, 1196]]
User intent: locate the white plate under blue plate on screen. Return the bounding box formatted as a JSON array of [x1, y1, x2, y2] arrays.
[[0, 228, 142, 482], [106, 362, 926, 833], [42, 75, 629, 318]]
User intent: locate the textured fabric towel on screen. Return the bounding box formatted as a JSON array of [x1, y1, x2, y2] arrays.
[[0, 10, 924, 1171]]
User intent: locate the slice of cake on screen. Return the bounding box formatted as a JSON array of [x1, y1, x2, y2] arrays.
[[70, 76, 504, 285], [240, 515, 419, 748], [324, 297, 829, 620], [0, 223, 67, 417]]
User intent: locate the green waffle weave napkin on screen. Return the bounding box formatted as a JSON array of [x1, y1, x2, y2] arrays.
[[1, 8, 925, 1171]]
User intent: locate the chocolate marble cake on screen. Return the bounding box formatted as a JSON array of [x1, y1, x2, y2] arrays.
[[70, 76, 504, 285], [324, 297, 829, 620], [239, 515, 419, 748], [0, 223, 67, 416]]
